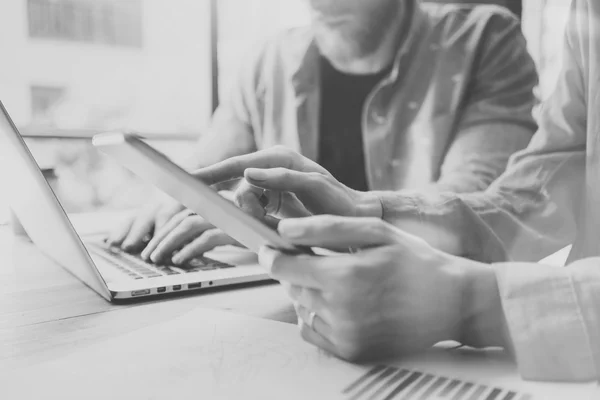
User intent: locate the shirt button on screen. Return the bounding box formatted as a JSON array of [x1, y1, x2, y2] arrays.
[[408, 101, 419, 110]]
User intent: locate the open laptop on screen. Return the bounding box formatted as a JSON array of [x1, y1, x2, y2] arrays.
[[0, 100, 269, 301]]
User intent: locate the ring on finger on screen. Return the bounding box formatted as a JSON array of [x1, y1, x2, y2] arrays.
[[295, 303, 329, 337]]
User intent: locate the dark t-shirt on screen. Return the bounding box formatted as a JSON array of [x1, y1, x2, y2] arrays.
[[317, 56, 390, 192]]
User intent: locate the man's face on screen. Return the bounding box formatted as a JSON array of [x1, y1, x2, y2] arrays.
[[308, 0, 401, 64]]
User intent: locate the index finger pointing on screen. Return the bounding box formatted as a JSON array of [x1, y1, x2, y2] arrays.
[[191, 148, 296, 185]]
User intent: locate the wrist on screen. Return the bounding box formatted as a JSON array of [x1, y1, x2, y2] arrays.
[[355, 191, 383, 218], [458, 259, 511, 349]]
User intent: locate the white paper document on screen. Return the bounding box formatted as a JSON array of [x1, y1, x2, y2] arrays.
[[3, 308, 598, 400]]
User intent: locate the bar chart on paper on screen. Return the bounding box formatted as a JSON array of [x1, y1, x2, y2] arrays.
[[342, 366, 530, 400]]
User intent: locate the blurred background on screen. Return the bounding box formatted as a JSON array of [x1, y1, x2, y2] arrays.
[[0, 0, 571, 223]]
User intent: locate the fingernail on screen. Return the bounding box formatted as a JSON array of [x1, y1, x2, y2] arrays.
[[246, 168, 268, 181], [140, 249, 151, 260], [172, 255, 183, 265], [150, 252, 160, 263]]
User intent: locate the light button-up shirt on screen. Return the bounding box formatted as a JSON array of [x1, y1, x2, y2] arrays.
[[196, 0, 538, 194], [376, 0, 600, 382]]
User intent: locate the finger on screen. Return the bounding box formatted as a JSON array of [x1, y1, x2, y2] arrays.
[[246, 168, 345, 216], [285, 285, 329, 320], [263, 215, 281, 230], [236, 178, 309, 220], [106, 216, 134, 246], [294, 302, 333, 339], [296, 307, 337, 356], [276, 192, 312, 218], [172, 230, 239, 265], [258, 246, 353, 289], [244, 167, 322, 193], [277, 215, 415, 249], [245, 168, 329, 213], [155, 201, 186, 231], [192, 148, 299, 185], [141, 210, 192, 260], [121, 215, 156, 252], [233, 180, 271, 218], [150, 218, 213, 263]]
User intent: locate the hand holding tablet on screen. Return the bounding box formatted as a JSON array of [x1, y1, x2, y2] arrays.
[[93, 132, 311, 255]]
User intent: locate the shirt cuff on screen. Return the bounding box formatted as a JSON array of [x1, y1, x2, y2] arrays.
[[494, 262, 599, 381]]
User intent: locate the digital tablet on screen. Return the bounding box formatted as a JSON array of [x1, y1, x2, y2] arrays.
[[92, 132, 309, 255]]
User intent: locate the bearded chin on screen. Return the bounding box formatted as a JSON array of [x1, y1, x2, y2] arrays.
[[314, 25, 377, 62], [313, 2, 400, 66]]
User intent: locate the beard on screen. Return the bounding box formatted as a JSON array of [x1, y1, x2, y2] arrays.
[[311, 0, 402, 65]]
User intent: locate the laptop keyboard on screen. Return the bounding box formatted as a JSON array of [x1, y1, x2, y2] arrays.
[[86, 242, 234, 280]]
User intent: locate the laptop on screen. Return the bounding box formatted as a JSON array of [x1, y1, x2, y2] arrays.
[[0, 100, 270, 301]]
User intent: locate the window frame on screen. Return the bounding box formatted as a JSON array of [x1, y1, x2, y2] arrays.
[[20, 0, 219, 140]]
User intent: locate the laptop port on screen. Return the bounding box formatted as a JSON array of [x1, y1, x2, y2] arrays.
[[172, 285, 182, 291], [188, 282, 202, 290], [156, 287, 166, 293], [131, 289, 151, 297]]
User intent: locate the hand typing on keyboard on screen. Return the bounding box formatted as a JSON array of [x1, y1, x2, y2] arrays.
[[138, 211, 243, 266], [87, 242, 234, 280]]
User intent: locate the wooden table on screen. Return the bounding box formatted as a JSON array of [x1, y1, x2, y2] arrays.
[[1, 214, 297, 370]]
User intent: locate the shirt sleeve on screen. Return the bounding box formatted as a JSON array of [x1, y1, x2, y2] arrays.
[[373, 0, 598, 382], [495, 258, 600, 382], [371, 0, 587, 263], [432, 9, 538, 193]]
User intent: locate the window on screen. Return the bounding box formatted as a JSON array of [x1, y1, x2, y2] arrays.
[[0, 0, 212, 223], [4, 0, 212, 134], [27, 0, 143, 47]]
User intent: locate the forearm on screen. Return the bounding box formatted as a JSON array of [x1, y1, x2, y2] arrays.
[[370, 190, 491, 257], [369, 146, 582, 262]]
